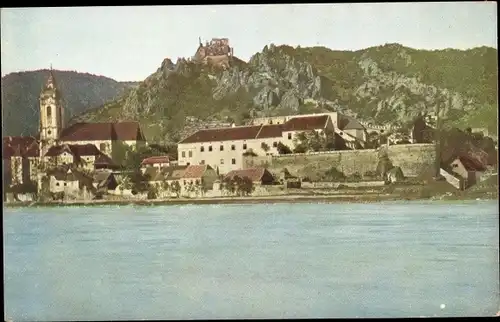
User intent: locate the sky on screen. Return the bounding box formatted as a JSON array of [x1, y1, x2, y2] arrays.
[[1, 3, 497, 82]]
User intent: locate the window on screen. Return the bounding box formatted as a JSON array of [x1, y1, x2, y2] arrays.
[[64, 182, 67, 186], [187, 162, 190, 165], [195, 180, 200, 185], [47, 106, 52, 118], [48, 130, 52, 135], [288, 133, 292, 140], [273, 142, 278, 147], [56, 182, 60, 186], [220, 145, 224, 151], [183, 180, 186, 185], [231, 158, 236, 165], [182, 151, 186, 158], [188, 151, 192, 158], [220, 159, 224, 164], [243, 143, 247, 150], [200, 160, 205, 165], [209, 146, 213, 152], [201, 146, 205, 152], [231, 145, 235, 151], [100, 143, 106, 151]]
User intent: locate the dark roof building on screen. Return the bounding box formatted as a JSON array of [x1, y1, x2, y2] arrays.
[[59, 122, 145, 142], [179, 115, 332, 144]]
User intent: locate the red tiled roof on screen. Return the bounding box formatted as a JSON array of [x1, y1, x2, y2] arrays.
[[282, 115, 330, 132], [59, 122, 144, 141], [3, 136, 39, 158], [179, 125, 262, 144], [256, 124, 283, 139], [182, 165, 213, 179], [225, 168, 269, 182], [141, 156, 170, 166], [457, 155, 487, 172]]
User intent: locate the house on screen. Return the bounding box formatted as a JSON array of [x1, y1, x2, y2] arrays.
[[177, 114, 335, 174], [279, 168, 301, 188], [44, 143, 106, 170], [94, 153, 120, 170], [145, 164, 217, 196], [2, 69, 146, 191], [45, 166, 96, 199], [181, 165, 218, 192], [224, 168, 275, 185], [336, 114, 367, 143], [3, 136, 40, 185], [449, 155, 487, 188], [252, 112, 367, 144], [140, 156, 171, 173], [93, 171, 118, 192]]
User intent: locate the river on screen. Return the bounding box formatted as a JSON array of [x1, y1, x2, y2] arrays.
[[3, 200, 499, 320]]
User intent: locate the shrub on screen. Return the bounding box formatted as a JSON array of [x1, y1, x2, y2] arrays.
[[323, 167, 346, 181]]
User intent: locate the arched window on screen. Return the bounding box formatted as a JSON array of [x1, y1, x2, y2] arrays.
[[46, 106, 52, 118]]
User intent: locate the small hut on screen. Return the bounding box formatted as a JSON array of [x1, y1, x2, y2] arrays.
[[280, 168, 301, 188]]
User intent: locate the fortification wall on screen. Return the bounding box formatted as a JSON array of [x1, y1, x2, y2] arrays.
[[243, 144, 436, 180]]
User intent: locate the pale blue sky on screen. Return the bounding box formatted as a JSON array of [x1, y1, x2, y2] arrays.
[[1, 3, 497, 82]]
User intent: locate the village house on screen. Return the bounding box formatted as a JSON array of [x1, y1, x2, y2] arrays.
[[449, 155, 487, 188], [145, 164, 217, 197], [140, 156, 171, 173], [93, 170, 119, 193], [251, 112, 367, 145], [2, 69, 146, 192], [224, 168, 275, 186], [177, 114, 335, 174], [44, 166, 96, 200]]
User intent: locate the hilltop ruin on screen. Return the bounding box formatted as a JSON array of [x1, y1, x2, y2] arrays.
[[192, 37, 234, 69]]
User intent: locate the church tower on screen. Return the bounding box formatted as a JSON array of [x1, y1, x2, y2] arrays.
[[39, 67, 64, 153]]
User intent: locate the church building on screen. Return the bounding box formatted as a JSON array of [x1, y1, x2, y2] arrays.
[[3, 68, 146, 189]]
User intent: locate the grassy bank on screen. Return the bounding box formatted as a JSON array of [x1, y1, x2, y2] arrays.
[[4, 190, 497, 209]]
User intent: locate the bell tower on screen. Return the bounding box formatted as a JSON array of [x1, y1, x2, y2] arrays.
[[39, 66, 64, 155]]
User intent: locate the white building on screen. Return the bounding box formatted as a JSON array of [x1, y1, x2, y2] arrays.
[[177, 114, 335, 174]]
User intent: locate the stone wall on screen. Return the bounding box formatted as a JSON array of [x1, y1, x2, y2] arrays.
[[243, 144, 436, 180]]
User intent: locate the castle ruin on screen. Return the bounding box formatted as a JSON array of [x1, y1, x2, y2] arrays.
[[193, 37, 234, 69]]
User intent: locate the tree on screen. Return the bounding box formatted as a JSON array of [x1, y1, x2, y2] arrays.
[[128, 170, 149, 195], [323, 130, 336, 151], [277, 142, 293, 155], [222, 177, 236, 195], [147, 184, 158, 199], [236, 176, 254, 196], [366, 131, 380, 149], [161, 181, 170, 197], [170, 181, 181, 198], [261, 142, 270, 153], [376, 149, 394, 180]]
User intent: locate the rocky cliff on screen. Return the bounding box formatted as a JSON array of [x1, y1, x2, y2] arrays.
[[70, 43, 498, 143]]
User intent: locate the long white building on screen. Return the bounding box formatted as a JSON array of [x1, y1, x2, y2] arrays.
[[177, 114, 338, 174]]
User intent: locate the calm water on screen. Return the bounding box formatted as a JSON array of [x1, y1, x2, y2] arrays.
[[3, 200, 499, 320]]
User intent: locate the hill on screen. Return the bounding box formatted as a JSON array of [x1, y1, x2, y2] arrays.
[[70, 43, 498, 143], [1, 70, 139, 137]]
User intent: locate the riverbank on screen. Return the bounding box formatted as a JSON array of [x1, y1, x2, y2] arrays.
[[3, 191, 497, 208]]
